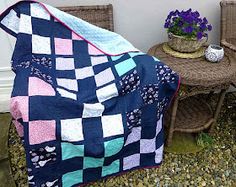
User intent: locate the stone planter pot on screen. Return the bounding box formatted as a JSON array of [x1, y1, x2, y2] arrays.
[[167, 32, 207, 53]]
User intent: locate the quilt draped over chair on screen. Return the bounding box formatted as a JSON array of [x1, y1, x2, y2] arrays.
[[0, 1, 180, 186]]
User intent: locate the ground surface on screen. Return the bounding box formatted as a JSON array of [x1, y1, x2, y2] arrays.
[[3, 94, 236, 187]]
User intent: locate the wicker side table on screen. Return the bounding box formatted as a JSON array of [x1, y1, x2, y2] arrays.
[[148, 43, 235, 146]]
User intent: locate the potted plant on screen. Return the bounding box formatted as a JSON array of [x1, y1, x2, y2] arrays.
[[164, 9, 212, 53]]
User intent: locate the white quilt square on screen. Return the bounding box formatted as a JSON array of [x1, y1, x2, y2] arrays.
[[91, 56, 108, 66], [61, 118, 83, 142], [19, 14, 32, 34], [57, 88, 77, 100], [155, 144, 164, 164], [140, 138, 156, 154], [124, 127, 141, 146], [31, 3, 51, 20], [82, 103, 104, 118], [32, 34, 51, 54], [75, 66, 94, 79], [95, 68, 115, 87], [101, 114, 124, 137], [56, 58, 75, 70], [123, 154, 140, 170], [96, 83, 118, 103], [57, 78, 78, 91], [156, 115, 163, 136], [1, 10, 19, 34]]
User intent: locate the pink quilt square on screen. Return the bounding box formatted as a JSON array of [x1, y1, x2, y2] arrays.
[[88, 44, 104, 55], [29, 77, 55, 96], [55, 38, 73, 55], [10, 96, 29, 122], [72, 32, 83, 40], [12, 120, 24, 137], [29, 120, 56, 145]]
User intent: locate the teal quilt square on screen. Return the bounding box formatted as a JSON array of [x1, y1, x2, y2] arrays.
[[62, 170, 83, 187], [115, 58, 136, 76], [111, 54, 124, 61], [83, 157, 104, 169], [128, 52, 145, 58], [104, 137, 124, 157], [61, 142, 84, 160], [102, 160, 120, 177]]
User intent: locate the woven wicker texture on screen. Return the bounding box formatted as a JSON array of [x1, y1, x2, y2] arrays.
[[165, 96, 213, 133], [59, 4, 114, 31], [162, 43, 205, 59], [220, 0, 236, 85], [148, 43, 236, 87]]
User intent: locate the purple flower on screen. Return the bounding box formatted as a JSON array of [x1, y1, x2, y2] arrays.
[[174, 10, 180, 15], [192, 11, 200, 18], [186, 8, 192, 14], [184, 26, 193, 33], [185, 15, 194, 23], [173, 17, 178, 21], [200, 23, 207, 30], [197, 32, 203, 40], [207, 24, 212, 31], [167, 11, 175, 19], [203, 17, 208, 24], [164, 8, 212, 40], [178, 20, 184, 27], [197, 18, 202, 23], [164, 22, 170, 28]]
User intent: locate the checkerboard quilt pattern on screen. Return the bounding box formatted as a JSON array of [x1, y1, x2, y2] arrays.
[[123, 109, 164, 171], [15, 3, 147, 104], [59, 113, 124, 186], [1, 2, 180, 186]]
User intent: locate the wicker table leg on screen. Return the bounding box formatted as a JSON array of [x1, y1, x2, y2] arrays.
[[209, 89, 227, 133], [166, 97, 179, 146]]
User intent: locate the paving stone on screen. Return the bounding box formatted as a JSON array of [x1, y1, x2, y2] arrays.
[[0, 113, 11, 160], [0, 159, 16, 187]]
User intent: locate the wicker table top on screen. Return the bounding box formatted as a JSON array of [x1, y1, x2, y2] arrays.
[[148, 43, 236, 87]]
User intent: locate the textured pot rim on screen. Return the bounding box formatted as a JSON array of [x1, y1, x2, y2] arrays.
[[168, 32, 207, 42]]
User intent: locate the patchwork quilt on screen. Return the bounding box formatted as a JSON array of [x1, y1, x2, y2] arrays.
[[0, 1, 180, 186]]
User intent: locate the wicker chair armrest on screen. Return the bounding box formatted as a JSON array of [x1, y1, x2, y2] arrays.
[[221, 39, 236, 51], [221, 0, 236, 6]]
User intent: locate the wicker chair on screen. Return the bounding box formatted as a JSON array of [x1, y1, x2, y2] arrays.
[[59, 5, 114, 31], [220, 0, 236, 87]]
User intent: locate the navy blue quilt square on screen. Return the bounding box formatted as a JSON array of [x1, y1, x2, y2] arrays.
[[140, 152, 156, 167], [11, 73, 29, 97], [74, 55, 91, 68], [56, 70, 76, 79], [73, 40, 89, 55], [29, 96, 83, 121], [92, 61, 111, 75], [13, 33, 32, 60], [141, 125, 157, 140], [123, 141, 140, 157], [18, 2, 30, 15], [83, 168, 102, 183], [141, 102, 157, 123], [124, 91, 143, 111], [83, 118, 104, 158], [32, 17, 53, 37], [52, 22, 72, 39]]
